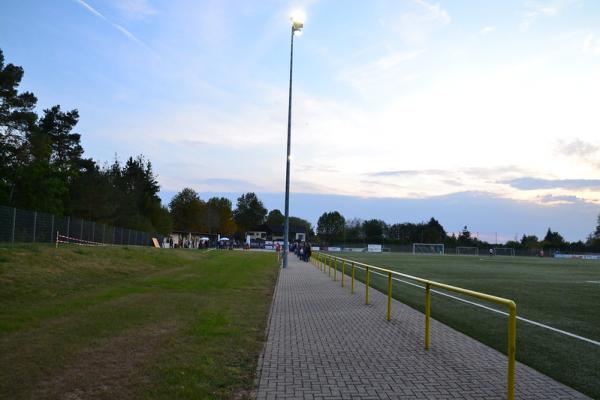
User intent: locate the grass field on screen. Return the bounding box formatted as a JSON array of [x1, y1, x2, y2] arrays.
[[0, 245, 279, 399], [327, 252, 600, 399]]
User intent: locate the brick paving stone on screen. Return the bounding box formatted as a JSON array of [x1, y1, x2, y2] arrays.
[[255, 257, 590, 399]]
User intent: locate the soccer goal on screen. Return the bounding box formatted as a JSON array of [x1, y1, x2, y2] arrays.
[[413, 243, 445, 255], [494, 247, 515, 256], [456, 246, 479, 256]]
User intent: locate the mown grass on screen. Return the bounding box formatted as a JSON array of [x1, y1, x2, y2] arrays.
[[326, 252, 600, 399], [0, 244, 279, 399]]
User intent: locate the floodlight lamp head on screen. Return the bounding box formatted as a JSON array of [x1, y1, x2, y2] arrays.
[[290, 9, 305, 34]]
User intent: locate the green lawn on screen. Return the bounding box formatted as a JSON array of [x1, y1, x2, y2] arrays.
[[325, 252, 600, 399], [0, 245, 279, 399]]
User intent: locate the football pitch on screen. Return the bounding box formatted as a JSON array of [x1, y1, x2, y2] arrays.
[[333, 252, 600, 399]]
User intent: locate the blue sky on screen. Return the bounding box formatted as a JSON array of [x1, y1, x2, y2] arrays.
[[1, 0, 599, 241]]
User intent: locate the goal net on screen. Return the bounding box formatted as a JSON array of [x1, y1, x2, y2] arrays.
[[456, 246, 479, 256], [413, 243, 444, 255], [494, 247, 515, 256]]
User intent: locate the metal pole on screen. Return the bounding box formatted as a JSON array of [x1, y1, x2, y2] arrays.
[[351, 263, 355, 294], [507, 303, 517, 400], [365, 267, 370, 305], [425, 283, 431, 349], [51, 215, 54, 243], [283, 26, 295, 269], [67, 216, 70, 238], [387, 272, 392, 321], [341, 260, 345, 287]]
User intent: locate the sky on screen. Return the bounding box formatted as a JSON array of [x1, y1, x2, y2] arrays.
[[1, 0, 599, 241]]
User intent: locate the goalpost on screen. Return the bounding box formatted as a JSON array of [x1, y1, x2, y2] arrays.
[[413, 243, 445, 255], [456, 246, 479, 256], [494, 247, 515, 256]]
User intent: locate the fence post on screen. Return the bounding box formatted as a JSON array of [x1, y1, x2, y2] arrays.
[[67, 216, 70, 238], [387, 272, 392, 321], [425, 283, 431, 350], [351, 263, 355, 294], [92, 221, 95, 242], [80, 219, 83, 240], [102, 224, 106, 244], [341, 260, 345, 287], [11, 207, 16, 243], [365, 266, 370, 305], [507, 303, 517, 400], [333, 258, 337, 281], [50, 214, 54, 243], [32, 211, 37, 243]]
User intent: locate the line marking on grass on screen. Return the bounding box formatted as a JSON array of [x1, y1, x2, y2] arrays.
[[586, 280, 600, 284], [363, 269, 600, 347]]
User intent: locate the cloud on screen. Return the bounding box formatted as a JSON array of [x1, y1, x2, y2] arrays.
[[537, 194, 581, 203], [520, 0, 580, 31], [366, 169, 445, 177], [412, 0, 451, 25], [74, 0, 148, 47], [110, 0, 156, 20], [480, 26, 496, 35], [337, 50, 424, 93], [582, 33, 600, 55], [501, 177, 600, 190], [555, 139, 600, 169]]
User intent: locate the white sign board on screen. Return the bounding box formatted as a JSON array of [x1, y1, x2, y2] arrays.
[[367, 244, 382, 253], [311, 246, 321, 251], [328, 247, 342, 252]]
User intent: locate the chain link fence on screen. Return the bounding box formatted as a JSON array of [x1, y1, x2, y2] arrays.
[[0, 205, 157, 246]]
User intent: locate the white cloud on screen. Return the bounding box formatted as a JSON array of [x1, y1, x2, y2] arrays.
[[520, 0, 580, 31], [384, 0, 451, 45], [110, 0, 156, 20], [337, 49, 424, 93], [481, 26, 496, 35], [582, 33, 600, 55]]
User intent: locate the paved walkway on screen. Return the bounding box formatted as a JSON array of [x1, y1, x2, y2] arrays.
[[256, 257, 589, 400]]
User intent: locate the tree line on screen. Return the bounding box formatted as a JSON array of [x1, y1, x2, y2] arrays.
[[316, 210, 600, 252]]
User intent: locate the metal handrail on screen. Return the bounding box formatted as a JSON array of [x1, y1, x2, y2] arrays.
[[311, 251, 517, 400]]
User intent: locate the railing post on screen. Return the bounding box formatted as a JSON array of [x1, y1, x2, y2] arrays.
[[351, 262, 355, 294], [387, 272, 392, 321], [365, 266, 370, 305], [341, 260, 345, 287], [507, 303, 517, 400], [328, 257, 331, 277], [425, 282, 431, 350], [333, 258, 337, 281]]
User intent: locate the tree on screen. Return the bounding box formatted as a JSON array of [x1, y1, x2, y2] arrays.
[[169, 188, 205, 232], [363, 219, 386, 243], [289, 216, 314, 240], [204, 197, 236, 235], [266, 209, 285, 225], [520, 234, 540, 250], [345, 218, 364, 242], [317, 211, 345, 243], [233, 192, 267, 233], [0, 49, 38, 205], [457, 225, 473, 245], [543, 228, 566, 249], [594, 214, 600, 240]]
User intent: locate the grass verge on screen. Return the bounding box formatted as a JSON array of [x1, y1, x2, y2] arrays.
[[0, 244, 279, 399]]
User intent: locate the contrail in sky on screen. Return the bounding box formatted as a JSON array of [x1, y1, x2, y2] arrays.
[[74, 0, 148, 47]]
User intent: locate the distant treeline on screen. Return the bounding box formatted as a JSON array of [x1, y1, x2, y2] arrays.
[[315, 211, 600, 252]]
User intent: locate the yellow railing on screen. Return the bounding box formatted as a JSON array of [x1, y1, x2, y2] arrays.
[[311, 251, 517, 400]]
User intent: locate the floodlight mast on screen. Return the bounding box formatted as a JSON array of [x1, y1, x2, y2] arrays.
[[283, 11, 304, 269]]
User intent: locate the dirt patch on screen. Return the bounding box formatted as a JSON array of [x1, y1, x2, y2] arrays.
[[34, 321, 179, 400]]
